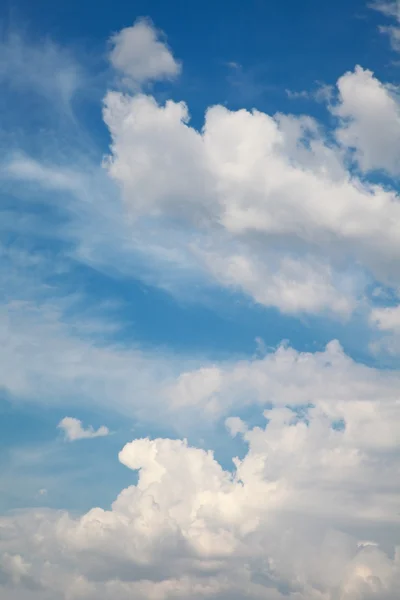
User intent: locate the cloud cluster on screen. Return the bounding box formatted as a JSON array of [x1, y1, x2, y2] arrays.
[[1, 410, 400, 599]]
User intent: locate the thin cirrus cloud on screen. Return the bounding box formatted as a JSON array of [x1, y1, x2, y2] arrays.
[[1, 11, 400, 600]]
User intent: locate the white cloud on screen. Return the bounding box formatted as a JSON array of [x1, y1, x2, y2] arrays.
[[332, 66, 400, 175], [167, 340, 400, 450], [58, 417, 110, 441], [108, 18, 181, 88], [369, 0, 399, 19], [0, 31, 82, 112], [0, 298, 188, 422], [1, 418, 400, 599], [102, 80, 400, 317], [4, 41, 400, 321], [201, 251, 356, 316], [369, 1, 400, 51], [285, 88, 310, 99], [370, 304, 400, 332]]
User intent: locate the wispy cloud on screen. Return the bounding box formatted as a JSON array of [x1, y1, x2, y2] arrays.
[[0, 30, 83, 114], [369, 1, 400, 51]]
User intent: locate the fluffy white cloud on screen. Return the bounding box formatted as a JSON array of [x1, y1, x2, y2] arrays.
[[58, 417, 109, 441], [167, 340, 400, 449], [333, 66, 400, 175], [1, 413, 400, 599], [370, 304, 400, 332], [109, 18, 181, 88], [102, 72, 400, 317]]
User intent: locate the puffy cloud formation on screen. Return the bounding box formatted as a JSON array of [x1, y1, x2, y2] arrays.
[[103, 65, 400, 318], [109, 18, 181, 88], [58, 417, 109, 441], [2, 339, 400, 598], [167, 341, 400, 440], [1, 412, 400, 599], [333, 66, 400, 175]]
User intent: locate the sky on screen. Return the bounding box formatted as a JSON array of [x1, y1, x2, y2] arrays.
[[1, 0, 400, 598]]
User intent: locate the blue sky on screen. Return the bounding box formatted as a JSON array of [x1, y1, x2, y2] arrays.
[[1, 1, 400, 598]]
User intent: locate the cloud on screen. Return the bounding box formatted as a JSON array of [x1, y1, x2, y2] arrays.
[[369, 1, 399, 19], [332, 66, 400, 175], [108, 18, 181, 88], [1, 418, 400, 598], [0, 31, 83, 114], [0, 297, 186, 421], [369, 1, 400, 51], [4, 34, 400, 322], [102, 78, 400, 317], [369, 303, 400, 356], [167, 340, 400, 449], [58, 417, 110, 441], [370, 304, 400, 332]]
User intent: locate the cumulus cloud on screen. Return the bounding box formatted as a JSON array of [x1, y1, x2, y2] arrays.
[[1, 419, 400, 599], [167, 340, 400, 448], [58, 417, 109, 441], [370, 304, 400, 332], [102, 74, 400, 317], [108, 18, 181, 88], [332, 66, 400, 175]]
